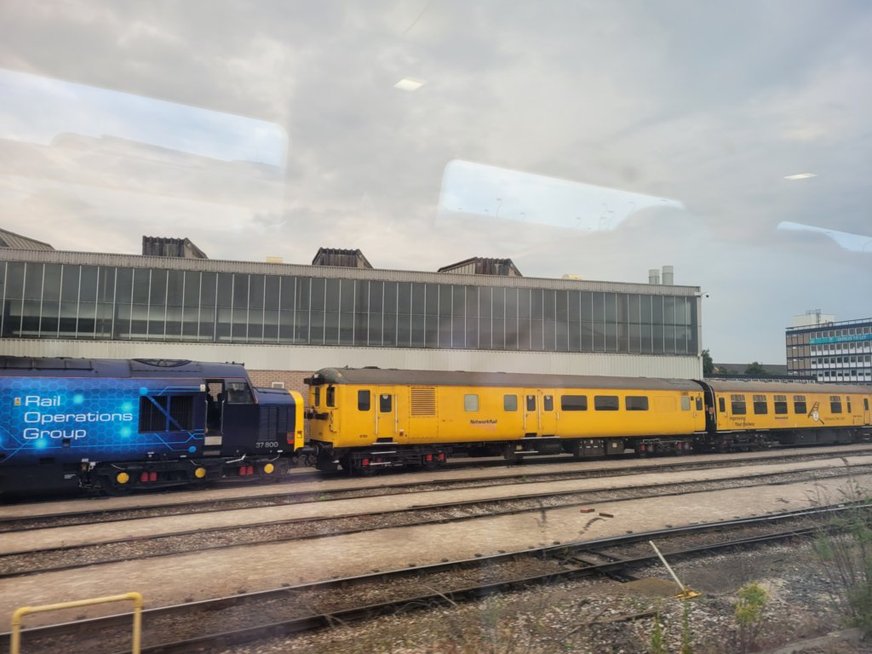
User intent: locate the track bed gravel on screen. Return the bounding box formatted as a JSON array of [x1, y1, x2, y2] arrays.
[[2, 463, 870, 578]]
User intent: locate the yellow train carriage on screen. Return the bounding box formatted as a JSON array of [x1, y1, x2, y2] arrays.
[[305, 368, 706, 472], [704, 379, 871, 447]]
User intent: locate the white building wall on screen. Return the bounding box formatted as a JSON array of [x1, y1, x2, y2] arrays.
[[0, 339, 702, 379]]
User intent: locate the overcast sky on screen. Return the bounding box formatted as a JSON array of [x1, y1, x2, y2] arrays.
[[1, 1, 870, 363]]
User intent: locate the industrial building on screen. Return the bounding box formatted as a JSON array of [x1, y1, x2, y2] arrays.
[[0, 231, 703, 392], [786, 311, 872, 383]]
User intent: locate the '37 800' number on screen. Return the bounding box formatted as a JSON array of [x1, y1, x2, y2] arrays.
[[255, 441, 279, 448]]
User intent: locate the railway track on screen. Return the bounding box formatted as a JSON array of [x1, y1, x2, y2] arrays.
[[3, 504, 865, 654], [2, 463, 871, 579], [3, 445, 870, 533]]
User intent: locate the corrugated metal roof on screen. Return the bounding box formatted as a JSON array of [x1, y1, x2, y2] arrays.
[[0, 228, 54, 251], [311, 367, 701, 391]]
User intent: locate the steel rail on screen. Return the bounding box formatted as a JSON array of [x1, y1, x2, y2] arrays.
[[2, 503, 867, 654], [2, 445, 870, 533], [2, 466, 868, 580]]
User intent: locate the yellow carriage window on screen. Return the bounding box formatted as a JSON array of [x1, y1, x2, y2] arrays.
[[594, 395, 619, 411], [680, 396, 691, 411], [847, 397, 852, 413], [696, 397, 703, 411], [503, 394, 518, 411], [730, 394, 746, 415], [464, 394, 479, 412], [865, 398, 870, 411], [718, 397, 726, 412], [830, 396, 842, 414], [543, 395, 554, 411], [793, 395, 807, 414], [752, 394, 767, 415], [357, 390, 370, 411], [626, 396, 649, 411], [560, 395, 587, 411], [326, 386, 335, 407], [526, 395, 536, 411], [773, 395, 788, 415], [314, 387, 321, 406]]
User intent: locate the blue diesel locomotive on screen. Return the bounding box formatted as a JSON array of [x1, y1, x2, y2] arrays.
[[0, 357, 304, 494]]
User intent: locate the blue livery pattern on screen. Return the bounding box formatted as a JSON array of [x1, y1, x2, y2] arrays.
[[0, 377, 205, 465]]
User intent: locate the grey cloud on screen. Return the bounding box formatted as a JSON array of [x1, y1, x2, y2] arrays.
[[1, 0, 871, 362]]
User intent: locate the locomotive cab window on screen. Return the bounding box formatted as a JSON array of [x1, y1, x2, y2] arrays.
[[793, 395, 807, 414], [695, 397, 703, 411], [718, 397, 726, 413], [464, 394, 479, 412], [774, 395, 788, 415], [730, 394, 746, 415], [753, 394, 768, 415], [358, 390, 370, 411], [625, 396, 649, 411], [503, 394, 518, 411], [594, 395, 619, 411], [561, 395, 588, 411], [225, 382, 253, 404], [543, 395, 554, 411], [830, 396, 842, 414], [326, 386, 335, 407], [379, 394, 392, 412]]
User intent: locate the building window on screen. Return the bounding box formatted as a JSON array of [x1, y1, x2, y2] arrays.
[[504, 394, 518, 411], [270, 381, 285, 389], [730, 394, 746, 415], [464, 394, 479, 412], [561, 395, 588, 411], [594, 395, 619, 411]]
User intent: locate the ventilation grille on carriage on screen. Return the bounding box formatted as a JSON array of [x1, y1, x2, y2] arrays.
[[410, 387, 436, 417]]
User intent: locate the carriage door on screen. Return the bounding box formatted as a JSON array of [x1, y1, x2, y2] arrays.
[[374, 389, 397, 441], [538, 391, 558, 437], [523, 392, 538, 436]]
